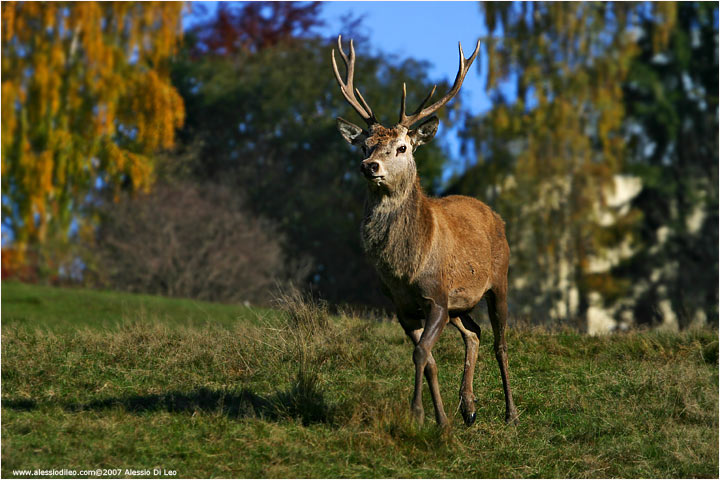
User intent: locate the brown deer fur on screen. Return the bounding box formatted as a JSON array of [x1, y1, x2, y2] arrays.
[[333, 37, 518, 428]]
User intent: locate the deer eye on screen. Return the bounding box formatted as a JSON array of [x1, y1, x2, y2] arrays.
[[396, 145, 407, 155]]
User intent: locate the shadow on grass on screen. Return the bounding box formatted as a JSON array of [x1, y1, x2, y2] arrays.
[[3, 371, 336, 426], [2, 398, 37, 410]]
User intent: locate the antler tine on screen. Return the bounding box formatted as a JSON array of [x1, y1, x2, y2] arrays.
[[337, 35, 350, 73], [399, 82, 437, 124], [331, 35, 376, 126], [355, 88, 374, 118], [399, 39, 481, 128]]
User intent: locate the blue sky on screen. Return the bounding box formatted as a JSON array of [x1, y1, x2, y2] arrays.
[[187, 1, 496, 177], [318, 1, 492, 114], [189, 1, 491, 111]]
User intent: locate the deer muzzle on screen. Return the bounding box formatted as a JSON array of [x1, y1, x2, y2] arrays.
[[360, 159, 384, 180]]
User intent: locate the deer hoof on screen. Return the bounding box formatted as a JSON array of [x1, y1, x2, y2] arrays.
[[462, 411, 476, 427], [438, 417, 450, 430], [412, 406, 425, 426]]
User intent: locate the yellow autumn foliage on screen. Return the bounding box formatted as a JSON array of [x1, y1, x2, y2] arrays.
[[474, 2, 677, 320], [1, 2, 185, 253]]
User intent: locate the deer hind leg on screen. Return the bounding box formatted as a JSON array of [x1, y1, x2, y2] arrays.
[[403, 303, 449, 427], [486, 289, 519, 424], [450, 314, 481, 426]]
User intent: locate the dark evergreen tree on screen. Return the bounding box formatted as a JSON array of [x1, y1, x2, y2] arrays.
[[170, 3, 454, 306], [621, 2, 718, 328]]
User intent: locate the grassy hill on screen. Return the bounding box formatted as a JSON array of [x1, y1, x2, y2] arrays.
[[1, 281, 273, 331], [2, 282, 718, 478]]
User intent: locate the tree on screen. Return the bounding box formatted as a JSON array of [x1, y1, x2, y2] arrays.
[[1, 2, 185, 272], [170, 5, 455, 306], [189, 1, 324, 56], [621, 2, 718, 328], [454, 2, 676, 326], [90, 181, 298, 304]]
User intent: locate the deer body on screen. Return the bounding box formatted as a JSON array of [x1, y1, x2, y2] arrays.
[[363, 177, 505, 315], [333, 37, 518, 427]]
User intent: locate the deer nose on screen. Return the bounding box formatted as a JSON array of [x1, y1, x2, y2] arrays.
[[361, 161, 380, 177]]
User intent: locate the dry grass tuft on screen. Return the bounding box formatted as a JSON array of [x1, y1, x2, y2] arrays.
[[274, 286, 330, 332]]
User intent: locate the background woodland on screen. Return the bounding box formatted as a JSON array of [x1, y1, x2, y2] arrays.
[[2, 1, 717, 331]]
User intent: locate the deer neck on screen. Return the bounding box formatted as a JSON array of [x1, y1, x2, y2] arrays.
[[362, 175, 433, 281]]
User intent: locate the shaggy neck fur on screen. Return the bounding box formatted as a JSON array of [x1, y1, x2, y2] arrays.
[[362, 172, 433, 281]]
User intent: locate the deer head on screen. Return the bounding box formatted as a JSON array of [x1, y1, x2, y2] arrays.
[[332, 35, 480, 196]]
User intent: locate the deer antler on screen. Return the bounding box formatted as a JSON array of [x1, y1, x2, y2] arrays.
[[398, 40, 481, 128], [332, 35, 377, 127]]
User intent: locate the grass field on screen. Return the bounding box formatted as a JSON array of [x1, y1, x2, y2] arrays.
[[2, 281, 718, 478]]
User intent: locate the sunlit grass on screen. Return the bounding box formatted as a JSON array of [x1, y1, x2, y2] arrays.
[[2, 282, 718, 478]]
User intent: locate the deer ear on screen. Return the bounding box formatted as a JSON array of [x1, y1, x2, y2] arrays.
[[409, 116, 439, 148], [337, 117, 367, 146]]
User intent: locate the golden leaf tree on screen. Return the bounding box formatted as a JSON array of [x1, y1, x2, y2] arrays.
[[455, 2, 676, 324], [1, 2, 185, 273]]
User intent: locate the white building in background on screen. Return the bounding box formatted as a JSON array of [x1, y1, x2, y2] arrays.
[[585, 175, 642, 334], [583, 174, 710, 335], [508, 173, 703, 334]]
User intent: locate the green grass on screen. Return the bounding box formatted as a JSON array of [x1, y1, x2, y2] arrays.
[[1, 281, 272, 331], [2, 282, 718, 478]]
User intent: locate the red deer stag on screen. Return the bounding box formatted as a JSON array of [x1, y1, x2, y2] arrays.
[[332, 35, 518, 428]]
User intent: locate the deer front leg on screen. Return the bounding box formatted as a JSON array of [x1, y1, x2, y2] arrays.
[[399, 315, 433, 426], [450, 314, 481, 426], [401, 327, 442, 426], [411, 301, 449, 428], [402, 327, 426, 425]]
